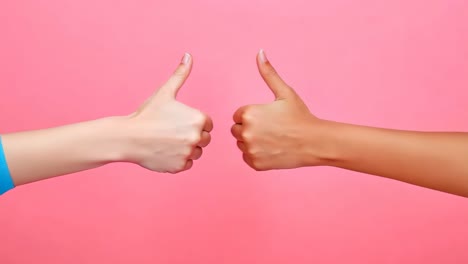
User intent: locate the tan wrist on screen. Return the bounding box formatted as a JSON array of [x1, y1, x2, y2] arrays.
[[299, 119, 344, 167]]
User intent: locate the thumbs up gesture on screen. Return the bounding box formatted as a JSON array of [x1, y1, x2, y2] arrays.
[[231, 50, 325, 171], [123, 53, 212, 173]]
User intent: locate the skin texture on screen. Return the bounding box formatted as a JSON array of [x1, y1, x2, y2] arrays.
[[231, 50, 468, 198], [2, 53, 213, 186]]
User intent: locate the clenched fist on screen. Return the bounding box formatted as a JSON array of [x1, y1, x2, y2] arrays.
[[121, 53, 213, 173], [231, 50, 329, 171]]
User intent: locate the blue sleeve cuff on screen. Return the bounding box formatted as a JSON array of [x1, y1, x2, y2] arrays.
[[0, 136, 14, 195]]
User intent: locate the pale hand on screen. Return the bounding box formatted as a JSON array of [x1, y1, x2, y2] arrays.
[[122, 53, 213, 173]]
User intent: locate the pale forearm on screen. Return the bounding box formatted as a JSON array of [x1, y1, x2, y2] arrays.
[[1, 116, 127, 186], [317, 120, 468, 197], [0, 53, 211, 193]]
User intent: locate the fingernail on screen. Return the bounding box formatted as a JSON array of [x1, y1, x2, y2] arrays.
[[182, 52, 191, 65], [259, 49, 268, 63]]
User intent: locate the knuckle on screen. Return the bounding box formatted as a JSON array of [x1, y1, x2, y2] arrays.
[[251, 160, 266, 171], [177, 162, 186, 171], [170, 161, 187, 173], [180, 146, 193, 158], [166, 167, 178, 174], [246, 147, 258, 156], [174, 145, 193, 159], [192, 112, 206, 127], [188, 133, 201, 144], [241, 108, 257, 123], [234, 105, 256, 123], [241, 131, 253, 142], [182, 132, 201, 145]]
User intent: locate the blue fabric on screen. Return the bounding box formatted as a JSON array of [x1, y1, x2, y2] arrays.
[[0, 136, 14, 195]]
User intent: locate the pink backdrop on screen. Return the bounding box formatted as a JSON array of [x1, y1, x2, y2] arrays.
[[1, 0, 468, 263]]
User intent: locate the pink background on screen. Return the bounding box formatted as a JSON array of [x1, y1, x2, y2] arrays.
[[1, 0, 468, 263]]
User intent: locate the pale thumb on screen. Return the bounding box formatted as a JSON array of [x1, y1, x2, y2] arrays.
[[155, 53, 193, 100]]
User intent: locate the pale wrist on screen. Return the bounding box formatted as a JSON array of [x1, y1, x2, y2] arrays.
[[90, 115, 133, 164]]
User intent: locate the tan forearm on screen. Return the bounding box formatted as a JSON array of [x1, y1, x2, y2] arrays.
[[317, 120, 468, 197]]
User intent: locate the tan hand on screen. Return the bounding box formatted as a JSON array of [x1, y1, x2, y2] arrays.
[[231, 50, 323, 171]]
